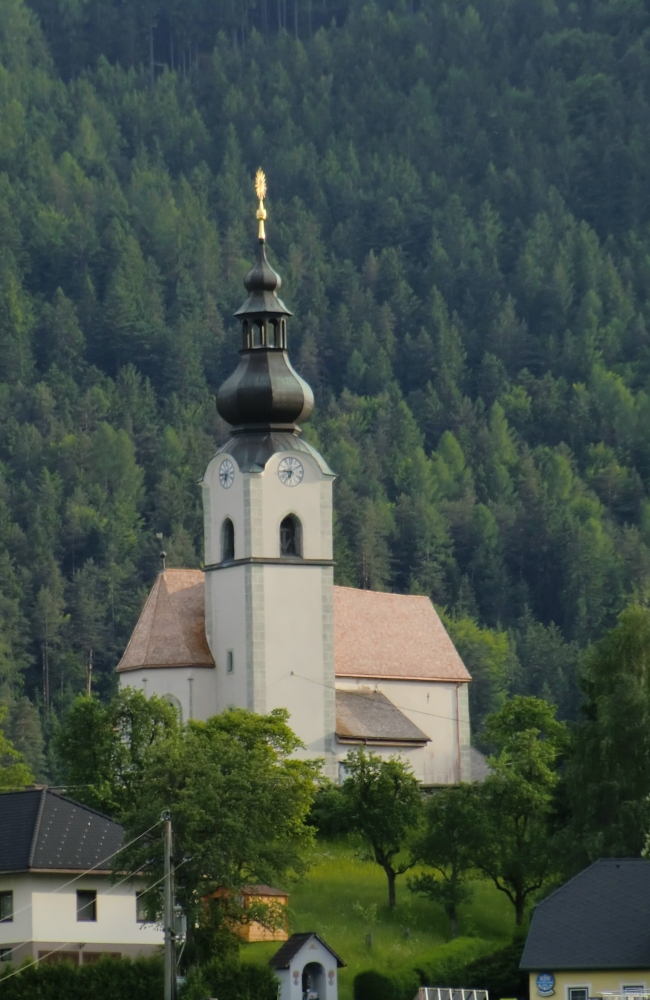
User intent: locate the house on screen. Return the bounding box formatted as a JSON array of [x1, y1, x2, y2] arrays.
[[520, 858, 650, 1000], [269, 932, 345, 1000], [0, 788, 163, 965], [116, 172, 483, 787], [207, 884, 289, 942]]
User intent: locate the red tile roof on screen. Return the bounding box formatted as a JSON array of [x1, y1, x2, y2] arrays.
[[116, 571, 470, 683], [116, 569, 214, 672], [333, 586, 471, 682]]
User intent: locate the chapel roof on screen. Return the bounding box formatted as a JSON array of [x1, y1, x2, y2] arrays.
[[520, 858, 650, 971], [269, 932, 346, 969], [116, 569, 214, 673], [335, 689, 430, 744], [333, 586, 471, 682], [116, 572, 470, 683], [0, 788, 123, 874]]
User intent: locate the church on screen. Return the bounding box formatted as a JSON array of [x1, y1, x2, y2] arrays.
[[116, 172, 478, 786]]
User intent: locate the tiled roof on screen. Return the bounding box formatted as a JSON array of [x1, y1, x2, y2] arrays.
[[116, 573, 470, 682], [241, 884, 289, 897], [333, 586, 471, 682], [0, 789, 124, 873], [269, 932, 346, 969], [117, 569, 214, 672], [520, 858, 650, 970], [336, 689, 430, 744]]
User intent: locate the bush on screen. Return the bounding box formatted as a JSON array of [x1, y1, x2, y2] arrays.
[[461, 940, 527, 999], [354, 968, 420, 1000], [417, 937, 496, 987], [180, 957, 278, 1000], [0, 954, 163, 1000], [308, 783, 349, 836]]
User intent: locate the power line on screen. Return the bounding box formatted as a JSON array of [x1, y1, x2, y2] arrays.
[[7, 818, 164, 923], [0, 858, 189, 982]]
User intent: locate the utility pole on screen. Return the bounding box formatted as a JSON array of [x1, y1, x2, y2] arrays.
[[163, 811, 174, 1000]]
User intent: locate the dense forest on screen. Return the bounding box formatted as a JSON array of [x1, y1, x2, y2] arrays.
[[1, 0, 650, 773]]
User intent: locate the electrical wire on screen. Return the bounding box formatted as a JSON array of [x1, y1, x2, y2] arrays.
[[7, 818, 163, 924], [285, 669, 467, 725], [0, 858, 189, 982]]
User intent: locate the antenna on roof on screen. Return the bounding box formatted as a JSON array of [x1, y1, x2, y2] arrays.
[[155, 533, 167, 573]]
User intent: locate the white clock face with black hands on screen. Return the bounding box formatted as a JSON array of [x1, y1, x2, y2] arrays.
[[278, 456, 304, 487], [219, 459, 235, 489]]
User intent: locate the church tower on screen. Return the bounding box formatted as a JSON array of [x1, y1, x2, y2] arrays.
[[202, 171, 337, 773]]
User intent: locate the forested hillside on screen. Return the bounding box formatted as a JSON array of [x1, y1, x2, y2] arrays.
[[1, 0, 650, 771]]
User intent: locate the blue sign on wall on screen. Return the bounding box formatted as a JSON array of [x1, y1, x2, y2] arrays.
[[537, 974, 556, 997]]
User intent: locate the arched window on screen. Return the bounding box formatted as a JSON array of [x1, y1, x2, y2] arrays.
[[280, 515, 302, 557], [221, 518, 235, 561], [163, 693, 183, 724]]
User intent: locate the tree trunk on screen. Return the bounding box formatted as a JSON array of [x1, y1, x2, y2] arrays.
[[515, 894, 525, 925], [448, 904, 458, 939], [386, 867, 396, 909]]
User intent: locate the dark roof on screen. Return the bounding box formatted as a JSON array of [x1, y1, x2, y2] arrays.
[[520, 858, 650, 971], [335, 689, 429, 744], [269, 933, 346, 969], [0, 789, 124, 873]]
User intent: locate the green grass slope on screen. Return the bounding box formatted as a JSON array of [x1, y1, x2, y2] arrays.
[[241, 840, 514, 1000]]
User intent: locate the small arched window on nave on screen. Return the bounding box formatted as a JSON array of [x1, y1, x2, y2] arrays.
[[280, 514, 302, 558], [221, 518, 235, 562]]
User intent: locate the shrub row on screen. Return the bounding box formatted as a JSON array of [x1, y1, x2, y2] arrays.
[[0, 955, 163, 1000], [354, 938, 527, 1000]]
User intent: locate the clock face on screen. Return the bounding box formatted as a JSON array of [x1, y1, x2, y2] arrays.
[[278, 456, 304, 487], [219, 459, 235, 489]]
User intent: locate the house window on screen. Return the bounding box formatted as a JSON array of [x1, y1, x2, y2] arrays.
[[227, 650, 234, 674], [221, 519, 235, 562], [77, 889, 97, 922], [623, 988, 646, 996], [136, 891, 149, 923], [0, 892, 13, 922], [280, 515, 302, 557], [568, 988, 589, 1000], [0, 948, 12, 962]]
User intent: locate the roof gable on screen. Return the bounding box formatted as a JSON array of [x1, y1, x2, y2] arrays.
[[520, 858, 650, 971], [333, 586, 471, 682], [117, 569, 214, 672], [269, 933, 346, 969], [0, 789, 124, 873]]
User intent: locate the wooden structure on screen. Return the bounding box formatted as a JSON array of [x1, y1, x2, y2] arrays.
[[208, 885, 289, 943]]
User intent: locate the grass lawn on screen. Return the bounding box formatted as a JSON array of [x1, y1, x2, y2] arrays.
[[240, 838, 515, 1000]]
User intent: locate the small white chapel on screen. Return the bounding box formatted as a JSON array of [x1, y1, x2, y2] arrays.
[[116, 172, 480, 786]]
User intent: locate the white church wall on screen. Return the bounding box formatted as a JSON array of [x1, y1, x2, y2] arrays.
[[119, 667, 217, 723], [334, 679, 470, 785], [263, 563, 330, 757]]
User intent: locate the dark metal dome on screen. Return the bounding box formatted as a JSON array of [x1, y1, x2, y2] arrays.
[[216, 237, 314, 433]]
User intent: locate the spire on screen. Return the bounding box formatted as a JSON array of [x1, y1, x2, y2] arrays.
[[216, 170, 314, 434]]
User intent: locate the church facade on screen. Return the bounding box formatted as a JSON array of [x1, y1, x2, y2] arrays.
[[117, 173, 476, 786]]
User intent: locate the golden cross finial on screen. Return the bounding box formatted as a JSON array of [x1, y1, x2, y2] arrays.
[[255, 168, 267, 240]]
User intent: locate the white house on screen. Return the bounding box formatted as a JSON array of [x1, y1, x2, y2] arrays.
[[117, 176, 485, 787], [269, 932, 345, 1000], [0, 788, 163, 965]]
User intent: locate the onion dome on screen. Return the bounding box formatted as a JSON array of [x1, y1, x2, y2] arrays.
[[216, 169, 314, 433]]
